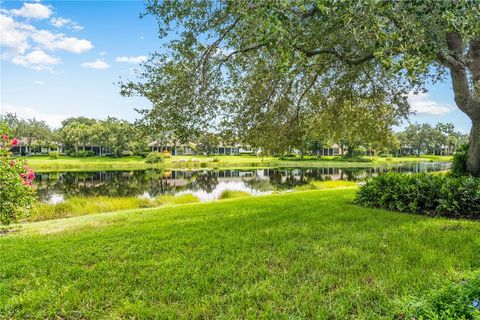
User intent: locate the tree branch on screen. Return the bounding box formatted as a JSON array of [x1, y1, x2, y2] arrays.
[[195, 16, 241, 80], [294, 46, 374, 65], [218, 43, 265, 63]]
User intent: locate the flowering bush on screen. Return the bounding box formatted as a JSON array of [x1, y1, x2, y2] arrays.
[[0, 126, 36, 225]]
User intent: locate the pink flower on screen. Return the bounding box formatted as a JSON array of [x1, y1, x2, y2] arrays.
[[11, 138, 19, 146], [1, 134, 8, 141], [27, 170, 35, 180]]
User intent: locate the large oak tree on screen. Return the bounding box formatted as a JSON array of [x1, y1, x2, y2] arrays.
[[122, 0, 480, 175]]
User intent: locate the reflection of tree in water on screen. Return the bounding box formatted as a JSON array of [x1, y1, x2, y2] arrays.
[[185, 171, 219, 193], [243, 178, 272, 191], [144, 169, 183, 197], [267, 169, 310, 190], [341, 168, 368, 181], [36, 170, 159, 200]]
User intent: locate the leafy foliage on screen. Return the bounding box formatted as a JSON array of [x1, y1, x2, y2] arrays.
[[145, 152, 164, 164], [452, 144, 469, 176], [0, 125, 36, 225], [122, 0, 480, 171], [49, 151, 60, 159], [355, 172, 480, 219], [397, 271, 480, 320]]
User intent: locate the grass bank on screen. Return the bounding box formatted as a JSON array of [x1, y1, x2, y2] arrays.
[[1, 189, 478, 319], [23, 154, 452, 171], [29, 194, 200, 222]]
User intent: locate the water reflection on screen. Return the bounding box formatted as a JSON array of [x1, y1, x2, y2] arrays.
[[34, 162, 450, 203]]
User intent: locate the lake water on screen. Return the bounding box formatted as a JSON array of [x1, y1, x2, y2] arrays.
[[34, 162, 450, 203]]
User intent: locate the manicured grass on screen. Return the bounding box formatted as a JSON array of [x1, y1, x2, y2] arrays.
[[23, 154, 452, 171], [218, 190, 251, 199], [1, 189, 479, 318]]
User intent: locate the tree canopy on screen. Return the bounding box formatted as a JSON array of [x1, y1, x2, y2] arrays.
[[121, 0, 480, 174]]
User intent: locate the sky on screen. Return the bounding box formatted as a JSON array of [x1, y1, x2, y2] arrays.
[[0, 0, 473, 134]]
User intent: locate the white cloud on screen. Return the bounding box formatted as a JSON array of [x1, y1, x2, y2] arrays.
[[116, 55, 148, 63], [99, 51, 107, 56], [50, 17, 83, 31], [0, 4, 93, 71], [81, 59, 110, 69], [11, 3, 52, 19], [1, 103, 65, 128], [34, 80, 45, 85], [408, 92, 451, 116], [0, 14, 32, 55], [12, 50, 60, 71], [31, 29, 93, 53]]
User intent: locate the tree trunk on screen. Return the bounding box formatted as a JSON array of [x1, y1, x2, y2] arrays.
[[438, 33, 480, 176], [466, 120, 480, 176]]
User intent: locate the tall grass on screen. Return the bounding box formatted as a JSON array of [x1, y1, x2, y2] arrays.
[[295, 180, 359, 191], [30, 194, 200, 222], [155, 194, 200, 205]]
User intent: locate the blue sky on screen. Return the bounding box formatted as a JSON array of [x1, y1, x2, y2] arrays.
[[0, 0, 473, 134]]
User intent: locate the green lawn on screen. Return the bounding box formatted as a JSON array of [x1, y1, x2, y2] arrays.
[[1, 189, 478, 319], [23, 154, 452, 171]]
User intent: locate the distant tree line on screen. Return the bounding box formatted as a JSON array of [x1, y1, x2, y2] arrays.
[[0, 114, 147, 157], [396, 123, 468, 156], [0, 113, 467, 157]]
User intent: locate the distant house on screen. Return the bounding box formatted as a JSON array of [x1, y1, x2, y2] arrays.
[[319, 144, 343, 156], [148, 140, 257, 156], [148, 141, 196, 155], [10, 139, 61, 156], [10, 138, 114, 156]]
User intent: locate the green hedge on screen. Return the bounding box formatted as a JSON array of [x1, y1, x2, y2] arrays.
[[355, 172, 480, 219]]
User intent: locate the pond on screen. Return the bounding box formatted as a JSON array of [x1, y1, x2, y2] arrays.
[[33, 162, 450, 203]]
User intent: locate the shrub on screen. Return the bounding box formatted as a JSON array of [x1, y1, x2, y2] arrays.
[[0, 126, 36, 225], [218, 190, 251, 200], [338, 156, 372, 162], [355, 172, 480, 219], [49, 151, 60, 159], [452, 144, 469, 176], [145, 152, 164, 164], [72, 150, 95, 157], [437, 176, 480, 219], [161, 150, 172, 158], [396, 271, 480, 319], [379, 153, 393, 158]]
